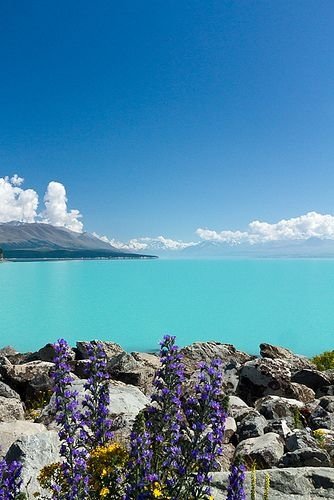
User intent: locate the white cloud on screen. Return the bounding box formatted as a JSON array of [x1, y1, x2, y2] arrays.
[[42, 181, 83, 233], [93, 233, 197, 251], [0, 175, 39, 223], [196, 212, 334, 245]]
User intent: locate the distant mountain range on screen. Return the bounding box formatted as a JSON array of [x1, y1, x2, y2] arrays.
[[130, 237, 334, 258], [178, 238, 334, 258], [0, 222, 156, 260]]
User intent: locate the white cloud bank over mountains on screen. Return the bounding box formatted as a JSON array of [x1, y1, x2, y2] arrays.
[[0, 174, 83, 232], [196, 212, 334, 245], [2, 174, 334, 251]]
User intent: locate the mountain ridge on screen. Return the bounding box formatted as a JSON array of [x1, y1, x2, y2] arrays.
[[0, 222, 156, 260]]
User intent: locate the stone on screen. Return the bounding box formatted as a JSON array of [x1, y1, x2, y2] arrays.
[[217, 442, 235, 471], [0, 421, 46, 457], [40, 379, 149, 437], [237, 357, 292, 404], [319, 396, 334, 413], [211, 467, 334, 499], [316, 385, 334, 397], [309, 404, 334, 430], [264, 419, 293, 439], [25, 343, 75, 363], [0, 396, 25, 422], [223, 416, 237, 443], [131, 352, 160, 371], [285, 382, 315, 403], [0, 361, 54, 401], [236, 410, 267, 441], [108, 352, 156, 394], [6, 431, 60, 497], [279, 448, 331, 468], [0, 380, 20, 399], [260, 343, 316, 372], [292, 369, 331, 391], [235, 432, 284, 469], [227, 396, 251, 419], [255, 395, 304, 420], [180, 342, 252, 376], [286, 429, 321, 451], [76, 340, 124, 360]]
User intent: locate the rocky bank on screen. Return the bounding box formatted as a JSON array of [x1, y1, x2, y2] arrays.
[[1, 340, 334, 498]]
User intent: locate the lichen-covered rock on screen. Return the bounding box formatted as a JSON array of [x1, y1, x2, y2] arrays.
[[255, 395, 304, 420], [0, 380, 20, 399], [285, 382, 315, 403], [259, 343, 316, 372], [237, 358, 292, 404], [0, 396, 25, 422], [235, 432, 284, 468], [5, 431, 60, 497], [108, 352, 155, 395], [180, 342, 252, 376], [0, 421, 46, 457], [0, 361, 54, 401], [76, 340, 124, 360], [227, 395, 251, 419]]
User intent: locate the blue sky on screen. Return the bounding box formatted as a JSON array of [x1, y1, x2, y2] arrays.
[[1, 1, 334, 246]]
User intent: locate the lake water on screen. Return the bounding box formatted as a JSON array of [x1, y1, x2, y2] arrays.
[[1, 259, 334, 356]]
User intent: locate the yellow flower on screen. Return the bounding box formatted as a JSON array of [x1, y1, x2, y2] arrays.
[[100, 487, 110, 497], [152, 488, 163, 498]]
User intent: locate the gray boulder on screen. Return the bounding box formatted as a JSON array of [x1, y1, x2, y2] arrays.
[[279, 448, 331, 468], [40, 379, 149, 437], [309, 404, 334, 430], [286, 429, 321, 451], [0, 396, 25, 422], [236, 410, 267, 441], [0, 421, 46, 457], [235, 432, 284, 468], [180, 342, 252, 376], [108, 352, 156, 395], [6, 431, 60, 497], [292, 369, 331, 391], [211, 467, 334, 499], [0, 361, 54, 401], [0, 380, 20, 399], [25, 343, 75, 363], [76, 340, 124, 360], [223, 416, 237, 443], [255, 395, 304, 420], [319, 396, 334, 413], [237, 358, 292, 404], [227, 395, 251, 420], [260, 343, 316, 372]]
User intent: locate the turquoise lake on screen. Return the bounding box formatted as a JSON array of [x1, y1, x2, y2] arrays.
[[1, 259, 334, 356]]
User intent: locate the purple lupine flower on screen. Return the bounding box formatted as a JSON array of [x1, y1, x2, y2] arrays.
[[82, 341, 113, 447], [0, 459, 22, 499], [180, 358, 227, 498], [51, 339, 89, 499], [226, 463, 246, 500]]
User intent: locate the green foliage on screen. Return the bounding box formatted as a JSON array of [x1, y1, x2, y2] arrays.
[[311, 350, 334, 371], [313, 429, 326, 449], [263, 473, 270, 500], [25, 390, 52, 420], [251, 462, 257, 500], [293, 407, 303, 429]]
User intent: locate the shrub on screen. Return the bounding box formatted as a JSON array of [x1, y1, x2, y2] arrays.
[[311, 350, 334, 371]]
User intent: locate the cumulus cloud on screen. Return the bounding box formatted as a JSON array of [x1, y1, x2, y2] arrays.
[[43, 181, 83, 233], [196, 212, 334, 245], [93, 233, 197, 251], [0, 175, 39, 223]]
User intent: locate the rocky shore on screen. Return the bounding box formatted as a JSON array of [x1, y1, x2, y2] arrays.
[[1, 340, 334, 498]]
